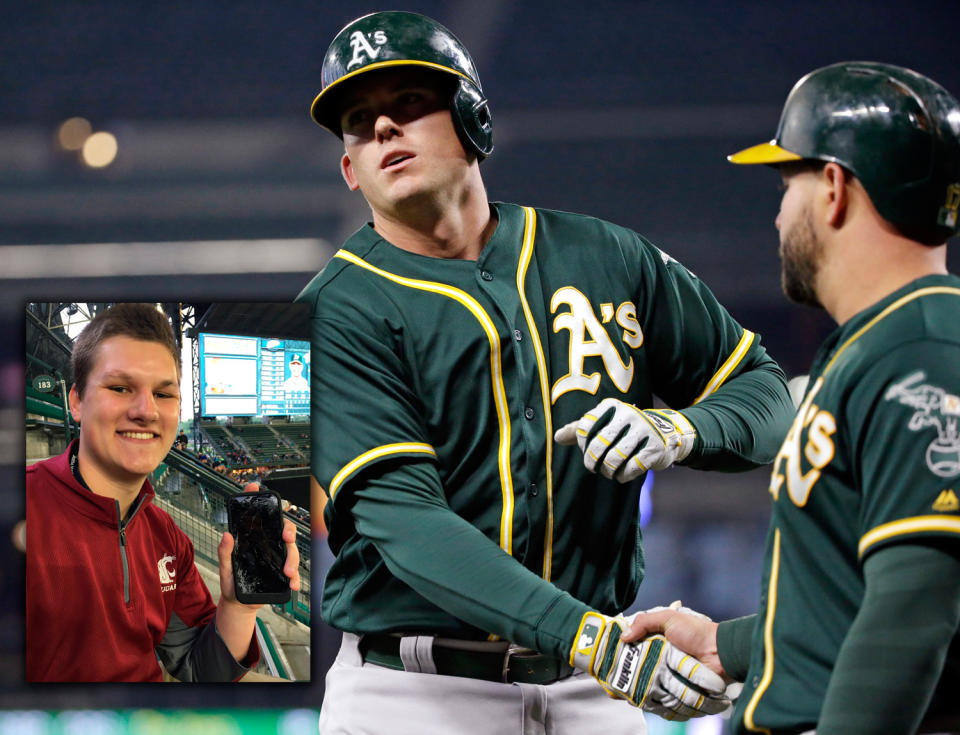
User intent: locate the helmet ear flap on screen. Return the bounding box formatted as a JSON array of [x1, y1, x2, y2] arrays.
[[451, 78, 494, 159]]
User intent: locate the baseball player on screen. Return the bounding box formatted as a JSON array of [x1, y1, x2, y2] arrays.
[[297, 11, 794, 733], [627, 62, 960, 734]]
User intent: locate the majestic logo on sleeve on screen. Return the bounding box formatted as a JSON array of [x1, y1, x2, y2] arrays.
[[769, 377, 837, 506], [347, 30, 388, 69], [157, 554, 177, 592], [885, 371, 960, 478], [550, 287, 644, 403], [933, 488, 959, 512]]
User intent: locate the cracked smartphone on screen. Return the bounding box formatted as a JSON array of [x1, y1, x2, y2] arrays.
[[227, 490, 291, 605]]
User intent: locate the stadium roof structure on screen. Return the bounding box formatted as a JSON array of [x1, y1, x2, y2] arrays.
[[187, 302, 308, 341]]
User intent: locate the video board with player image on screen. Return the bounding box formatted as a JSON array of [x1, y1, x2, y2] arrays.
[[199, 333, 310, 417]]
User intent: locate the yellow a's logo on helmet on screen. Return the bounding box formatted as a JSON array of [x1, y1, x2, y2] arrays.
[[938, 183, 960, 229], [347, 30, 388, 70]]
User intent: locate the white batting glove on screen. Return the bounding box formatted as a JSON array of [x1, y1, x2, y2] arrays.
[[569, 612, 729, 718], [626, 603, 730, 721], [642, 642, 732, 721], [555, 398, 696, 481]]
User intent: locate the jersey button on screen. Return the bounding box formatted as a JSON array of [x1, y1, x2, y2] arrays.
[[513, 329, 523, 342], [529, 483, 539, 496], [480, 270, 494, 281], [524, 407, 535, 420]]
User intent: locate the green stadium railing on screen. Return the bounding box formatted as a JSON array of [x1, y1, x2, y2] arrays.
[[153, 447, 311, 627]]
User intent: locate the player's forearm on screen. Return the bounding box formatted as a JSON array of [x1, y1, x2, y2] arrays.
[[682, 357, 794, 471], [817, 543, 960, 735], [350, 461, 592, 658]]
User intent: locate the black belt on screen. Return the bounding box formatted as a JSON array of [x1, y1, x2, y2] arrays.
[[359, 634, 575, 685]]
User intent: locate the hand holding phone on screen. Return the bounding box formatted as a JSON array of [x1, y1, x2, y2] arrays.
[[226, 490, 292, 605]]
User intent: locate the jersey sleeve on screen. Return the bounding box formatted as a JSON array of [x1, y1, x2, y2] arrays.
[[309, 312, 436, 502], [348, 459, 593, 659], [716, 614, 757, 681], [625, 233, 794, 469], [816, 542, 960, 734], [852, 342, 960, 559]]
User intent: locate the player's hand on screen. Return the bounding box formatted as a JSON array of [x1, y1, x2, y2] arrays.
[[626, 603, 731, 720], [554, 398, 696, 481], [623, 604, 728, 683], [570, 612, 729, 719], [217, 483, 301, 608]]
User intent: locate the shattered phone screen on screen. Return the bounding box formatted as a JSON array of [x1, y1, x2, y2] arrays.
[[228, 491, 290, 604]]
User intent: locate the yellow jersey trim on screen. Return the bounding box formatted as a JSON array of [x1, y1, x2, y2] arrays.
[[743, 527, 780, 735], [330, 442, 436, 499], [824, 287, 960, 376], [516, 206, 555, 581], [333, 249, 517, 555], [859, 515, 960, 557], [693, 329, 755, 404]]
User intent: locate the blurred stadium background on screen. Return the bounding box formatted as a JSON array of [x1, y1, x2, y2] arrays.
[[2, 2, 958, 733]]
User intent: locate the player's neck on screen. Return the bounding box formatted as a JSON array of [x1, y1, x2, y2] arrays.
[[818, 222, 948, 325], [76, 447, 145, 519], [371, 176, 495, 260]]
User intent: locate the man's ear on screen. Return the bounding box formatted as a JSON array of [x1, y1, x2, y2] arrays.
[[822, 162, 849, 229], [68, 383, 82, 423], [341, 153, 360, 192]]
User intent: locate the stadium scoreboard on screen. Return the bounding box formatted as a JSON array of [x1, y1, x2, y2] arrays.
[[199, 333, 310, 417]]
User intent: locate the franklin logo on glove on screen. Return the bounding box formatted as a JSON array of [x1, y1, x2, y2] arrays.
[[614, 646, 639, 693]]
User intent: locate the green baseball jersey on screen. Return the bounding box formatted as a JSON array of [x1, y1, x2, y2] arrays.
[[297, 202, 793, 657], [734, 274, 960, 734]]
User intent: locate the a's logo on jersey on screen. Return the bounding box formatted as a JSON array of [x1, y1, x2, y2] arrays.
[[769, 377, 837, 506], [346, 30, 388, 69], [933, 489, 959, 512], [157, 553, 177, 592], [550, 287, 643, 403], [885, 371, 960, 479]]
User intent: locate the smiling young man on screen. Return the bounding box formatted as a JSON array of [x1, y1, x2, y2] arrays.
[[298, 11, 795, 733], [26, 303, 300, 682]]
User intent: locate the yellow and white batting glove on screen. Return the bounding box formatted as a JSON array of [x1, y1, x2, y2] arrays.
[[569, 612, 729, 718], [642, 642, 732, 721], [628, 603, 731, 721], [555, 398, 696, 482]]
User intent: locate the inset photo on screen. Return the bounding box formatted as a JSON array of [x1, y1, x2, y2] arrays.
[[25, 302, 311, 683]]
